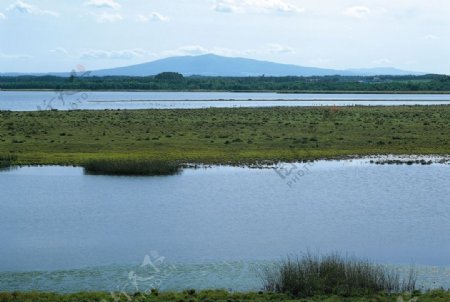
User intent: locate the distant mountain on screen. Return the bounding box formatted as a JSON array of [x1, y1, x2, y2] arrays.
[[1, 54, 423, 77], [88, 54, 335, 77], [87, 54, 422, 77]]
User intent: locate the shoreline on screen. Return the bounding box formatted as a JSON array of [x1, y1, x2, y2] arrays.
[[6, 152, 450, 170], [85, 99, 450, 103], [2, 154, 449, 176], [3, 88, 450, 94], [0, 154, 450, 177]]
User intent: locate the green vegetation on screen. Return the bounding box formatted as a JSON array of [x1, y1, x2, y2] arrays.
[[0, 154, 17, 169], [154, 72, 184, 81], [0, 106, 449, 166], [83, 158, 181, 176], [1, 74, 450, 92], [1, 290, 449, 302], [371, 159, 436, 165], [262, 253, 416, 297]]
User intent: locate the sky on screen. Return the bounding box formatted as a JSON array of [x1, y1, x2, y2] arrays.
[[0, 0, 449, 74]]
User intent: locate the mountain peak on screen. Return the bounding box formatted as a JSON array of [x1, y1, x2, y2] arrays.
[[84, 54, 423, 77]]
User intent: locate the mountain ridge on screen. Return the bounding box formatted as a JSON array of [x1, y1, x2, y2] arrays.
[[88, 54, 422, 77], [1, 54, 423, 77]]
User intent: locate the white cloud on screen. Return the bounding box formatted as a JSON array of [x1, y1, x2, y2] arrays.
[[0, 12, 6, 20], [0, 52, 32, 59], [267, 43, 295, 54], [137, 12, 169, 22], [214, 0, 239, 13], [159, 44, 295, 59], [50, 47, 70, 56], [159, 45, 262, 58], [162, 45, 210, 57], [90, 12, 123, 23], [6, 0, 59, 17], [80, 48, 150, 60], [149, 12, 168, 21], [84, 0, 121, 10], [214, 0, 304, 14], [424, 34, 439, 40], [343, 6, 371, 19], [246, 0, 304, 13], [7, 0, 33, 13]]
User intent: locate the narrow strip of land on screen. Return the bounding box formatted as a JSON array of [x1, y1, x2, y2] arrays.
[[1, 106, 449, 165], [0, 290, 448, 302]]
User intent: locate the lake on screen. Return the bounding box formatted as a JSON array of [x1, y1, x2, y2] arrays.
[[0, 158, 449, 292], [2, 91, 450, 111]]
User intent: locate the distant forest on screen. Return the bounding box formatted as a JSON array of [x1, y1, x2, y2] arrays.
[[1, 72, 450, 92]]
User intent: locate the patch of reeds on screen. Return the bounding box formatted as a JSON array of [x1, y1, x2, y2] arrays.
[[82, 158, 181, 176], [0, 154, 17, 169], [370, 159, 433, 165], [261, 252, 417, 297]]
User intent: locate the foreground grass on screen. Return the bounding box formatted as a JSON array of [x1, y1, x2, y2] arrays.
[[1, 290, 449, 302], [0, 106, 449, 166]]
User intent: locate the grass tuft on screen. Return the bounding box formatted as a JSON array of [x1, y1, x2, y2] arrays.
[[82, 158, 181, 176], [261, 252, 417, 297], [0, 154, 17, 169]]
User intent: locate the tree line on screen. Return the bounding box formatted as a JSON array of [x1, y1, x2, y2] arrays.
[[1, 73, 450, 92]]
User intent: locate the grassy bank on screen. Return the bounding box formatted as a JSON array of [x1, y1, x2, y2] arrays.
[[1, 290, 449, 302], [0, 106, 449, 166]]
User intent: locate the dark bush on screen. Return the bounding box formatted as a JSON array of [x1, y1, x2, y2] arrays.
[[83, 159, 181, 176]]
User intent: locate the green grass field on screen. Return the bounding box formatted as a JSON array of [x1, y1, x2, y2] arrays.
[[1, 106, 449, 166], [1, 290, 449, 302]]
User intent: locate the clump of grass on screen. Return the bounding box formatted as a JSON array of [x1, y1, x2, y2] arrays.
[[83, 159, 181, 176], [261, 252, 417, 297], [0, 154, 17, 169]]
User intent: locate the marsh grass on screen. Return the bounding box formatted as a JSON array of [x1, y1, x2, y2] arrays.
[[0, 154, 17, 169], [262, 252, 417, 297], [83, 159, 181, 176], [1, 106, 450, 166]]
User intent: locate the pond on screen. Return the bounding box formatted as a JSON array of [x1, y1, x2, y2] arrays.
[[2, 91, 450, 110], [1, 159, 449, 292]]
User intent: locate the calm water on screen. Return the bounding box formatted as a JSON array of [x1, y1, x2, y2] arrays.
[[2, 91, 450, 111], [0, 159, 449, 292]]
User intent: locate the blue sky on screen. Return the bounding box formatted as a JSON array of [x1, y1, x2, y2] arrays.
[[0, 0, 449, 73]]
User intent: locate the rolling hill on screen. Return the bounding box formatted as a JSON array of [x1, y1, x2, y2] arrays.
[[87, 54, 421, 77]]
